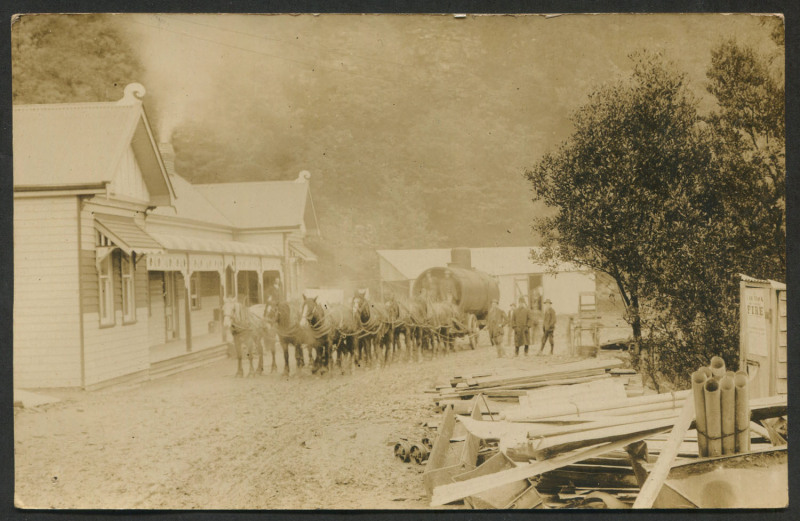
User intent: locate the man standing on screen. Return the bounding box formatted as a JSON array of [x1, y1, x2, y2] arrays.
[[441, 270, 458, 304], [486, 299, 506, 357], [540, 298, 556, 355], [265, 278, 283, 306], [506, 303, 516, 347], [512, 296, 534, 356], [422, 272, 441, 302]]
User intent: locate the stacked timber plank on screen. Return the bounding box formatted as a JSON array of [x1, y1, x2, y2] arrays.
[[420, 357, 788, 509], [441, 358, 625, 399]]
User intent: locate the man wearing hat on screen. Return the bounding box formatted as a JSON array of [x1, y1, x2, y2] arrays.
[[486, 299, 506, 357], [441, 269, 458, 304], [539, 298, 557, 354], [511, 296, 535, 356]]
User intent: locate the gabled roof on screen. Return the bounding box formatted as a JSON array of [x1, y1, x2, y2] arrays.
[[13, 84, 174, 205], [193, 173, 317, 231], [149, 146, 233, 228], [377, 247, 586, 281]]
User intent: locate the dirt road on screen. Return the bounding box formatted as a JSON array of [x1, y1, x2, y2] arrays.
[[15, 333, 597, 509]]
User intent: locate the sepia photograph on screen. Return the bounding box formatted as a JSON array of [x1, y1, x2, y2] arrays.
[[11, 12, 787, 510]]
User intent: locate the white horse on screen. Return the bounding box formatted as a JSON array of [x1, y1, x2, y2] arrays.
[[225, 299, 277, 377]]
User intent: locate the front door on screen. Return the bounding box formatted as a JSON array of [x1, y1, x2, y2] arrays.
[[740, 282, 773, 398], [164, 271, 179, 341]]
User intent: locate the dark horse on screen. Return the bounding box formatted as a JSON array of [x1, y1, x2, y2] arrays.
[[299, 295, 340, 374], [262, 300, 306, 375], [324, 302, 358, 374], [352, 293, 393, 367], [385, 295, 416, 363], [405, 293, 434, 361], [427, 300, 462, 357]]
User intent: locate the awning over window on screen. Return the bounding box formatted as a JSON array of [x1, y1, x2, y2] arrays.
[[150, 233, 282, 257], [94, 213, 164, 256], [289, 241, 317, 262]]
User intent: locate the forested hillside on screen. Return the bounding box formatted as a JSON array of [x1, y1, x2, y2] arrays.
[[12, 14, 783, 292]]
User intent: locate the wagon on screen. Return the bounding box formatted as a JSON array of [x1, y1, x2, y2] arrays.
[[412, 265, 500, 348]]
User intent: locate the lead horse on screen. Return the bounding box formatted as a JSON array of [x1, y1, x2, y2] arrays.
[[226, 300, 271, 377]]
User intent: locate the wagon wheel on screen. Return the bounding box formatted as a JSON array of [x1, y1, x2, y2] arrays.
[[467, 314, 479, 350]]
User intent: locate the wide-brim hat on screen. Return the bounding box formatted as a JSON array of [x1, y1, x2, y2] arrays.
[[544, 299, 553, 304]]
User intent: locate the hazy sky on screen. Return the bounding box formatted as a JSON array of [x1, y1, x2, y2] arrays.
[[121, 13, 782, 140], [112, 13, 783, 250]]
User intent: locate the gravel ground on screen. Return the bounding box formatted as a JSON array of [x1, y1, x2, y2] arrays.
[[14, 328, 621, 510]]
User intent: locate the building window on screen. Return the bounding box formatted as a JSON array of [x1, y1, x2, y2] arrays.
[[190, 273, 201, 310], [98, 253, 114, 326], [121, 254, 136, 324]]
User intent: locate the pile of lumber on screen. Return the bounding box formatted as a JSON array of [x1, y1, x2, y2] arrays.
[[420, 357, 788, 509]]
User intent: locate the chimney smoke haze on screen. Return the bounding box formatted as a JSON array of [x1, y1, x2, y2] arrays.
[[109, 13, 782, 292]]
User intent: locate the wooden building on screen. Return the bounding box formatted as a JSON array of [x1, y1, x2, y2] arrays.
[[377, 247, 622, 315], [13, 84, 318, 390]]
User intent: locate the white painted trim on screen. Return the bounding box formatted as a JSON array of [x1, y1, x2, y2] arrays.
[[15, 188, 106, 198], [85, 195, 150, 213], [145, 214, 234, 233]]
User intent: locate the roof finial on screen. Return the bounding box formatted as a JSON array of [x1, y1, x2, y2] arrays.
[[118, 83, 146, 105], [296, 170, 311, 182]]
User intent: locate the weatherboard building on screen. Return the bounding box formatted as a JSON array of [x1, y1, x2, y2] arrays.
[[13, 84, 318, 390], [377, 247, 623, 316]]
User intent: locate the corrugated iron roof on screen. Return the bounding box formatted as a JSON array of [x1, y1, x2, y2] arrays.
[[193, 180, 311, 229], [739, 273, 786, 290], [13, 102, 140, 188], [150, 173, 234, 227], [377, 247, 586, 280], [94, 213, 163, 255], [150, 233, 282, 257], [13, 87, 175, 205]]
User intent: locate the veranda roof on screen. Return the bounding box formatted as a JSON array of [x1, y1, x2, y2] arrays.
[[94, 213, 164, 256], [150, 233, 282, 257]]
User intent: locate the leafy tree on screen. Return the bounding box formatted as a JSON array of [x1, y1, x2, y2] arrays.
[[527, 44, 785, 389], [12, 14, 144, 105], [637, 41, 785, 388], [643, 39, 786, 387], [526, 52, 716, 358], [705, 39, 785, 282]]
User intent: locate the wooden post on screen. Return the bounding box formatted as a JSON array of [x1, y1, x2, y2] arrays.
[[183, 270, 193, 352], [219, 268, 226, 342], [257, 269, 265, 304]]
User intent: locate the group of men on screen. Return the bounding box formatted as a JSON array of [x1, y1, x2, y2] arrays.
[[486, 296, 556, 358]]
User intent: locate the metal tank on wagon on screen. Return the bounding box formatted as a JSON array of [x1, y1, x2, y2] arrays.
[[412, 248, 500, 348]]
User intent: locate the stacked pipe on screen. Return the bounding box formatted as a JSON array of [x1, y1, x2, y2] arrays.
[[691, 356, 750, 457]]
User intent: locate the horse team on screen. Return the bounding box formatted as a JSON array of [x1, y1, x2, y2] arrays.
[[228, 292, 478, 377]]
